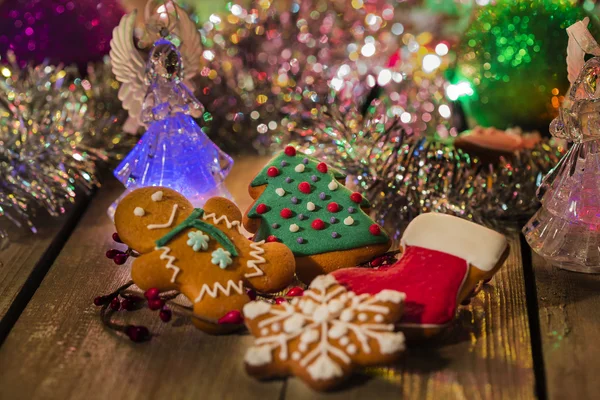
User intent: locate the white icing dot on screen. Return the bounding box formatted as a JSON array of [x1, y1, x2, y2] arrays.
[[339, 336, 349, 346], [327, 299, 344, 314], [300, 329, 319, 344], [346, 344, 357, 354], [328, 180, 338, 190], [299, 343, 308, 352], [261, 328, 269, 335], [292, 352, 301, 360], [133, 207, 145, 217], [344, 216, 355, 226], [295, 164, 305, 173], [328, 323, 348, 339], [358, 313, 368, 322], [301, 300, 317, 315], [275, 188, 285, 197], [313, 304, 331, 322], [306, 202, 315, 211], [243, 302, 272, 319], [374, 314, 384, 322], [289, 224, 299, 233], [340, 309, 354, 322], [151, 191, 163, 202], [283, 314, 305, 333], [271, 323, 281, 332]]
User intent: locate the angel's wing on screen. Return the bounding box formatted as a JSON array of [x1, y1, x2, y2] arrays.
[[110, 11, 147, 131], [566, 17, 600, 84], [174, 4, 202, 81]]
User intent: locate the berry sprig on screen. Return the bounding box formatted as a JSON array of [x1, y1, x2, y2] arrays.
[[105, 232, 139, 265], [358, 250, 401, 268]]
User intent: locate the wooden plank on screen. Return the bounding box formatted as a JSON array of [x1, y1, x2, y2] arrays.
[[286, 235, 536, 400], [0, 156, 282, 400], [0, 197, 90, 343], [531, 252, 600, 400]]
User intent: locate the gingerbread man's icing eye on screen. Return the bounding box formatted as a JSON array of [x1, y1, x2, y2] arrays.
[[134, 207, 145, 217], [151, 191, 164, 202]]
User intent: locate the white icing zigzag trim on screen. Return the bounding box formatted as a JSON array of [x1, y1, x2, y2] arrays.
[[155, 246, 180, 283], [202, 212, 265, 278], [195, 280, 245, 303], [147, 204, 178, 230]]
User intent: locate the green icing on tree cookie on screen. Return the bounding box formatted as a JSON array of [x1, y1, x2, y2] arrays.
[[247, 147, 389, 257]]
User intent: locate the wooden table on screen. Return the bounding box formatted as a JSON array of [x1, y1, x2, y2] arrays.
[[0, 156, 596, 400]]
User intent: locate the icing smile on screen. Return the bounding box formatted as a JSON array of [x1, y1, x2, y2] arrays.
[[147, 204, 178, 230]]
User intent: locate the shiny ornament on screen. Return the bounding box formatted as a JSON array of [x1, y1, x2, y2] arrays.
[[453, 0, 597, 133]]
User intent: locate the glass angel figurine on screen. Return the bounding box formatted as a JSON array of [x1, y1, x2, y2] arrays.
[[523, 19, 600, 272], [107, 3, 232, 217]]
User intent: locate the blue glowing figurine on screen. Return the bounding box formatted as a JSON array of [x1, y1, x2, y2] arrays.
[[108, 6, 232, 217]]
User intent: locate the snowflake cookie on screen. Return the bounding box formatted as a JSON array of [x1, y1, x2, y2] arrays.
[[243, 274, 406, 391]]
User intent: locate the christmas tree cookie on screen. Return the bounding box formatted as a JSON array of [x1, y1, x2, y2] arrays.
[[243, 146, 391, 283]]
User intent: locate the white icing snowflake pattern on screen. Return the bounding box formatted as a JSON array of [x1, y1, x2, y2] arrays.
[[243, 275, 406, 389]]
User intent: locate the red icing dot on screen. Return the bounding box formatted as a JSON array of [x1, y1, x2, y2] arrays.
[[311, 219, 326, 230], [280, 208, 293, 219], [298, 182, 311, 194], [266, 235, 279, 243], [327, 202, 340, 213], [350, 192, 363, 203], [369, 224, 381, 235], [284, 146, 296, 156], [317, 162, 328, 173], [267, 166, 280, 177], [256, 203, 268, 214]]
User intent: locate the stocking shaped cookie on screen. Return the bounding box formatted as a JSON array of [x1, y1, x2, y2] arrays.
[[114, 187, 296, 334], [243, 275, 406, 391], [332, 213, 509, 337]]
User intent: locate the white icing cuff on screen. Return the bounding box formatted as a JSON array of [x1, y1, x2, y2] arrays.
[[401, 213, 508, 272]]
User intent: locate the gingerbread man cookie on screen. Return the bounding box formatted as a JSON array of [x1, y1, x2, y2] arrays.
[[243, 146, 391, 283], [243, 275, 406, 391], [114, 187, 296, 334]]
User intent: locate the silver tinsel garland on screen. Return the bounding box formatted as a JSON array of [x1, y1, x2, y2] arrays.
[[0, 53, 130, 234], [298, 101, 565, 234]]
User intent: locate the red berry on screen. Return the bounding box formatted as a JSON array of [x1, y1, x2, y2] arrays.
[[121, 298, 135, 311], [317, 162, 328, 173], [159, 308, 172, 323], [93, 296, 107, 306], [350, 192, 363, 203], [246, 288, 257, 300], [326, 202, 340, 213], [311, 219, 325, 230], [110, 297, 121, 311], [105, 249, 119, 259], [112, 232, 122, 243], [280, 208, 293, 219], [267, 166, 280, 177], [275, 297, 286, 304], [369, 224, 381, 236], [371, 257, 383, 267], [218, 310, 244, 324], [125, 325, 150, 342], [298, 182, 311, 194], [148, 298, 164, 310], [266, 235, 279, 243], [284, 146, 296, 156], [286, 287, 304, 297], [144, 287, 160, 300], [113, 253, 128, 265], [256, 203, 268, 214]]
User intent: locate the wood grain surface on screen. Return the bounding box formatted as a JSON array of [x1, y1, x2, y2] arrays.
[[0, 156, 538, 399], [286, 235, 536, 400], [0, 197, 89, 343], [531, 253, 600, 400]]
